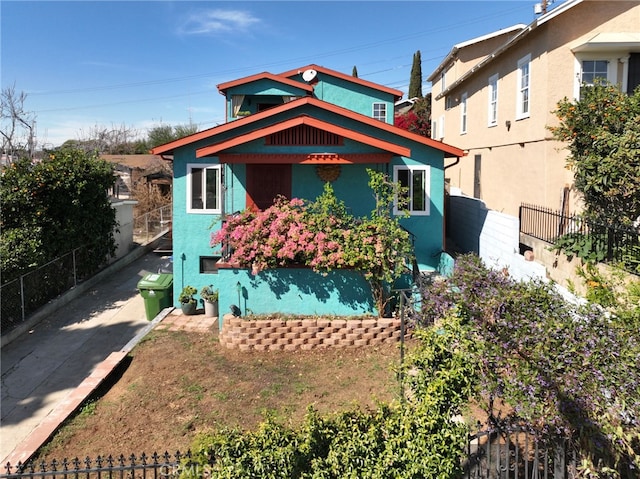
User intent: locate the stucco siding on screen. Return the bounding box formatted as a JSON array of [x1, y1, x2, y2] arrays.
[[434, 0, 639, 218], [311, 76, 395, 122], [217, 267, 376, 318]]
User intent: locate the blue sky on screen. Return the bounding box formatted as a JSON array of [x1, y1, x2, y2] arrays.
[[2, 0, 549, 148]]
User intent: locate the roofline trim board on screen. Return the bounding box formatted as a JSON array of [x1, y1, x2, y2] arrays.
[[196, 115, 411, 158], [152, 96, 464, 158], [218, 153, 394, 164]]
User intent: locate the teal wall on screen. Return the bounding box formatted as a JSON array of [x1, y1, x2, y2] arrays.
[[309, 74, 395, 123], [217, 267, 376, 320], [169, 87, 446, 312], [224, 73, 397, 124]]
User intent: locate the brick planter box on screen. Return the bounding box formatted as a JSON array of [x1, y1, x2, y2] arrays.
[[219, 315, 409, 352]]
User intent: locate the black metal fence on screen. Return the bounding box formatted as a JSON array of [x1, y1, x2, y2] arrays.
[[465, 428, 571, 479], [1, 452, 190, 479], [519, 203, 640, 275], [0, 432, 581, 479]]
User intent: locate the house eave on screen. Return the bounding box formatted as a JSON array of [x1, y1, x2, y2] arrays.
[[152, 96, 464, 159], [432, 0, 585, 99], [217, 72, 314, 95], [196, 115, 411, 158], [218, 153, 394, 164]]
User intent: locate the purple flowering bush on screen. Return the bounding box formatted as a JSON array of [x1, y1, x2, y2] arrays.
[[418, 254, 640, 477]]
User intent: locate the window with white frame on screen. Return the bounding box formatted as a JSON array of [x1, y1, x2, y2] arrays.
[[393, 165, 430, 215], [516, 54, 531, 119], [372, 102, 386, 122], [441, 70, 447, 93], [187, 163, 222, 213], [460, 92, 468, 134], [581, 59, 609, 85], [488, 74, 498, 126]]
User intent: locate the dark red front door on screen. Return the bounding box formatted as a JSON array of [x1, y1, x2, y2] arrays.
[[246, 164, 292, 211]]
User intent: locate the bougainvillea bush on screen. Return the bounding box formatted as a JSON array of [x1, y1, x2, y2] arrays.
[[418, 254, 640, 477], [210, 170, 414, 315]]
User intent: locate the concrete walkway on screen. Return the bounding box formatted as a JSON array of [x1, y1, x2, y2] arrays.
[[0, 250, 170, 467]]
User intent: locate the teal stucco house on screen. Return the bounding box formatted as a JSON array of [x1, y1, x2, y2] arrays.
[[151, 64, 464, 319]]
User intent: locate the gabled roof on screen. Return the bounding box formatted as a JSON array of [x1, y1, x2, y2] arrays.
[[101, 154, 165, 170], [430, 0, 586, 99], [427, 24, 527, 81], [279, 64, 404, 101], [151, 96, 465, 158], [217, 72, 314, 96], [196, 115, 410, 158]]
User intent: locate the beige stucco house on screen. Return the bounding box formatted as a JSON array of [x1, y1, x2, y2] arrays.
[[428, 0, 640, 219]]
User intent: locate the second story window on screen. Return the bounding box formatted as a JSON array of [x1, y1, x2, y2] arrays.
[[373, 103, 387, 122], [460, 92, 468, 134], [187, 164, 222, 214], [516, 54, 531, 119], [488, 74, 498, 126]]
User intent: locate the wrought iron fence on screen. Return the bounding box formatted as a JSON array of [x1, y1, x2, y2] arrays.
[[1, 205, 172, 337], [465, 428, 572, 479], [1, 451, 191, 479], [519, 203, 640, 275], [0, 433, 583, 479]]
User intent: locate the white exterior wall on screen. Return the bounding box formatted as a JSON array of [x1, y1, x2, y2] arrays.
[[112, 200, 138, 261]]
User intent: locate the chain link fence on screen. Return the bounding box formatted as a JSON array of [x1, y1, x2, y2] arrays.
[[1, 205, 172, 338]]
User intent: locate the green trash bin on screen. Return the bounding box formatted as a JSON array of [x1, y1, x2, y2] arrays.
[[137, 273, 173, 321]]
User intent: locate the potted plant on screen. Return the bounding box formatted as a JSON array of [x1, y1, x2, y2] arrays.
[[200, 285, 219, 318], [179, 285, 198, 315]]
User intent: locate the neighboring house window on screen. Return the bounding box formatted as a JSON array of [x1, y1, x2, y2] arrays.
[[394, 165, 430, 216], [579, 59, 610, 98], [488, 74, 498, 126], [187, 164, 222, 213], [431, 118, 437, 140], [441, 70, 446, 93], [460, 92, 468, 134], [445, 96, 454, 110], [516, 54, 531, 119], [373, 103, 386, 121], [474, 155, 482, 199], [581, 59, 608, 85]]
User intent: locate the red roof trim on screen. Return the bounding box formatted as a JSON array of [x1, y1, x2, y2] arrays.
[[151, 96, 465, 158], [196, 116, 410, 158], [219, 153, 393, 164], [278, 64, 404, 100], [217, 72, 314, 95]]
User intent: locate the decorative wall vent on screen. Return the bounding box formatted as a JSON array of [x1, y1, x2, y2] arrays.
[[316, 164, 341, 182], [267, 125, 342, 146]]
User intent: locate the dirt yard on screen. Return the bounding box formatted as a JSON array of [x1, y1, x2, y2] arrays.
[[35, 328, 412, 462]]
